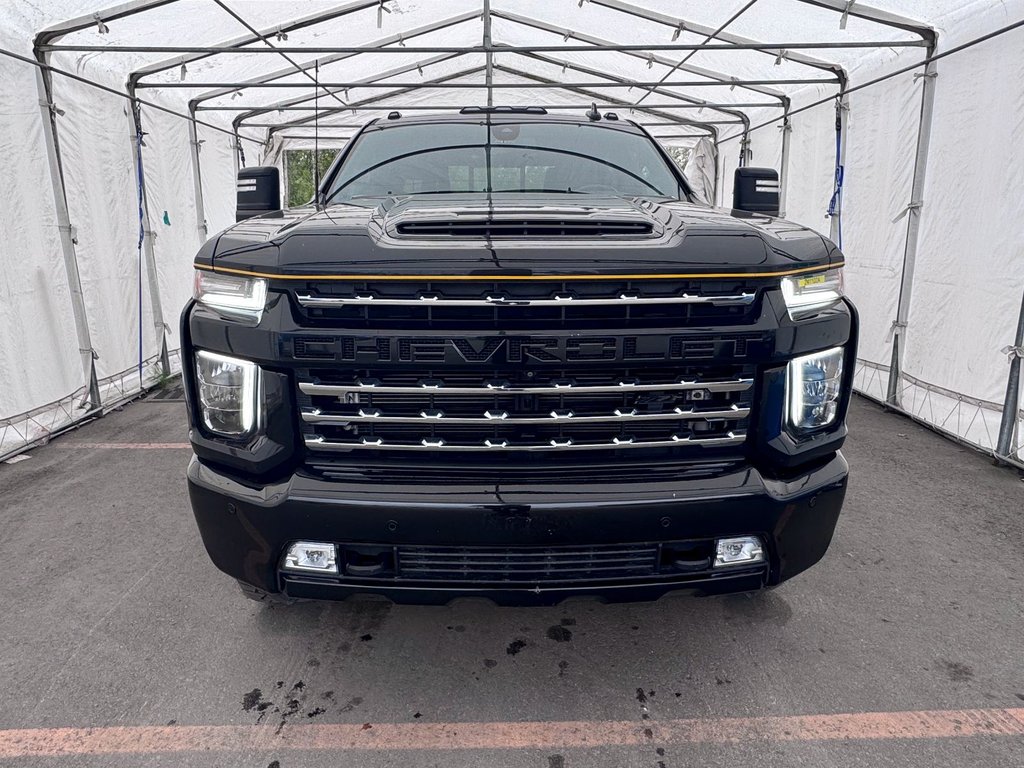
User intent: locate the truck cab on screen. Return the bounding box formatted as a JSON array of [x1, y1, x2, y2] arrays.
[[182, 108, 856, 605]]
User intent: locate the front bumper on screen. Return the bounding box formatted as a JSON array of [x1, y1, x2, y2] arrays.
[[187, 452, 848, 605]]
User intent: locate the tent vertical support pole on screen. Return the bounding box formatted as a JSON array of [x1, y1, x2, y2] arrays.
[[33, 63, 101, 411], [482, 0, 493, 107], [995, 289, 1024, 462], [712, 138, 720, 207], [233, 127, 243, 173], [188, 101, 208, 245], [886, 57, 937, 406], [779, 113, 792, 218], [127, 89, 170, 378]]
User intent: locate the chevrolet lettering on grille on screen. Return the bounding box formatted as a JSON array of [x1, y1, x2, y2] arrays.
[[289, 335, 756, 364]]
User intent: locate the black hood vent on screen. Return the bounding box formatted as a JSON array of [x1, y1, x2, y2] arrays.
[[395, 218, 654, 239]]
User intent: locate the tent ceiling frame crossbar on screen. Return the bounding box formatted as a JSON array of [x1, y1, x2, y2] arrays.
[[213, 48, 774, 125], [40, 40, 928, 53], [490, 11, 789, 103], [127, 0, 390, 88], [226, 53, 466, 125], [257, 64, 725, 136], [176, 77, 836, 91], [490, 64, 724, 134], [224, 46, 754, 153], [627, 0, 764, 107], [581, 0, 847, 82], [206, 0, 347, 110], [181, 12, 482, 107], [204, 99, 782, 110]]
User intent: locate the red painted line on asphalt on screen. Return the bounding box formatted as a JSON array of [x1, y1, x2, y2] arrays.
[[69, 442, 191, 450], [1, 708, 1022, 758]]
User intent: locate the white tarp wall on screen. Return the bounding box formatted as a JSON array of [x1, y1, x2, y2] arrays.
[[0, 0, 1022, 464], [0, 26, 85, 455]]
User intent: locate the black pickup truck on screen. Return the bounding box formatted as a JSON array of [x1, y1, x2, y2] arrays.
[[183, 108, 856, 605]]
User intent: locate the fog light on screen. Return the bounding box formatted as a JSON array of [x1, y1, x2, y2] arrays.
[[714, 536, 765, 567], [284, 541, 338, 573]]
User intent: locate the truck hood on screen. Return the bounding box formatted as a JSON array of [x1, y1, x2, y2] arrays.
[[200, 193, 842, 278]]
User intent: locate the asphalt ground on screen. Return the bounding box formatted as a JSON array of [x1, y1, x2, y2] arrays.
[[1, 395, 1022, 767]]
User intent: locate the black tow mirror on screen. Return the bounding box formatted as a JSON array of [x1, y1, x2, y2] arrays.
[[236, 166, 281, 222], [732, 167, 780, 217]]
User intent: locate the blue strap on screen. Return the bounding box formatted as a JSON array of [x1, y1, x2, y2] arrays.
[[826, 110, 844, 248], [135, 127, 145, 384]]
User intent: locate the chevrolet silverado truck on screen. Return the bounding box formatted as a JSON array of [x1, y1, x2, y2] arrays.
[[183, 107, 856, 605]]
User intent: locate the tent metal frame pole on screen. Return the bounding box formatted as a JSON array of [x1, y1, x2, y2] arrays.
[[996, 289, 1024, 462], [187, 100, 208, 243], [185, 12, 481, 107], [188, 77, 833, 92], [483, 0, 493, 107], [489, 11, 788, 106], [215, 99, 779, 112], [886, 54, 938, 406], [795, 0, 933, 38], [489, 64, 722, 133], [582, 0, 847, 100], [828, 98, 845, 243], [35, 0, 176, 46], [208, 0, 347, 110], [32, 62, 102, 411], [509, 45, 756, 138], [41, 41, 928, 54], [126, 85, 170, 376], [778, 112, 792, 217], [129, 0, 389, 86], [257, 65, 724, 137], [231, 54, 462, 124], [255, 65, 499, 136]]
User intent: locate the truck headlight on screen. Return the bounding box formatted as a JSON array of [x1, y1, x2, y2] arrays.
[[193, 269, 267, 322], [781, 268, 843, 320], [195, 350, 261, 436], [786, 347, 844, 432]]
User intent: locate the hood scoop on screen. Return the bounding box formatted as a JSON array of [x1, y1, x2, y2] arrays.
[[380, 195, 662, 240], [394, 218, 654, 239]]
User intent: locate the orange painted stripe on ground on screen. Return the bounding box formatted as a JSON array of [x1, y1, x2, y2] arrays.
[[1, 708, 1022, 758], [69, 442, 191, 450]]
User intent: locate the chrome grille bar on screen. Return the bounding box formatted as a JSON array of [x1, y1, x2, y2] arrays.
[[304, 432, 746, 452], [299, 378, 753, 396], [301, 404, 749, 425], [296, 292, 756, 308]]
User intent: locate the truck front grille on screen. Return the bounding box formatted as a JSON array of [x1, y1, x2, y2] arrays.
[[291, 277, 766, 463], [297, 365, 753, 457], [291, 278, 760, 330], [395, 543, 659, 581]]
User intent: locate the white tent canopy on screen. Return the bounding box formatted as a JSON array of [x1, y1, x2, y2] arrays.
[[1, 0, 1022, 465]]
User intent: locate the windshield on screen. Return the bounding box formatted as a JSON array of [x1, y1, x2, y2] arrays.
[[323, 120, 687, 205]]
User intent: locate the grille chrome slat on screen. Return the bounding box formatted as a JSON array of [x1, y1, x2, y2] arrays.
[[299, 378, 753, 397], [304, 433, 745, 452], [301, 404, 749, 425], [394, 543, 659, 582], [399, 564, 653, 575], [295, 292, 756, 308]]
